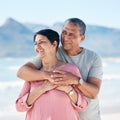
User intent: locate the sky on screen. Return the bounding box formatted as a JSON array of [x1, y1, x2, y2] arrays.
[[0, 0, 120, 29]]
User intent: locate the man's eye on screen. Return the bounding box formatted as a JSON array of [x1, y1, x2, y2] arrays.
[[62, 31, 66, 34], [69, 34, 74, 37]]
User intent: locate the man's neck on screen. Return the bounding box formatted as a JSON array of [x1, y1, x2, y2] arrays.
[[65, 47, 83, 56]]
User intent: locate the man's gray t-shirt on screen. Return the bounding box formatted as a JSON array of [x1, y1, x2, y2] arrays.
[[30, 47, 103, 120]]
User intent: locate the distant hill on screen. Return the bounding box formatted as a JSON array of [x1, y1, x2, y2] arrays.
[[82, 25, 120, 57], [24, 23, 49, 32], [0, 18, 35, 57], [0, 17, 120, 58]]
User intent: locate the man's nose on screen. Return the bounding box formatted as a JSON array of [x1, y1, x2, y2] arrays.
[[63, 34, 70, 41]]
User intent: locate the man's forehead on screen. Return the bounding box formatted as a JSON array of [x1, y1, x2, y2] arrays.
[[62, 24, 80, 33]]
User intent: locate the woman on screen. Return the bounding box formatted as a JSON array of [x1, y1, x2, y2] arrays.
[[16, 29, 88, 120]]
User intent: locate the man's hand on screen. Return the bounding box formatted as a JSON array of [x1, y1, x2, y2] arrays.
[[50, 70, 79, 85], [43, 71, 56, 83]]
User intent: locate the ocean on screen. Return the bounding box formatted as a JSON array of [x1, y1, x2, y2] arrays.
[[0, 58, 120, 120]]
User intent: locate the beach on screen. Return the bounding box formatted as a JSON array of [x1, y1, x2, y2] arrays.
[[101, 113, 120, 120], [0, 58, 120, 120], [0, 111, 120, 120]]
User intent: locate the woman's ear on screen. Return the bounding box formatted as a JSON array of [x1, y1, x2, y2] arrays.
[[53, 41, 58, 48]]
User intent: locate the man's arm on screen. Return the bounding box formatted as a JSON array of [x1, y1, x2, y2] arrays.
[[76, 77, 102, 99], [17, 62, 50, 81], [50, 70, 102, 99], [51, 54, 103, 99]]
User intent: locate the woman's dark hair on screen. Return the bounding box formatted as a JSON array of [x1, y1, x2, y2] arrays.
[[34, 29, 60, 50]]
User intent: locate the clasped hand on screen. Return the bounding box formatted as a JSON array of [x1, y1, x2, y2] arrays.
[[45, 70, 79, 86], [41, 80, 73, 94]]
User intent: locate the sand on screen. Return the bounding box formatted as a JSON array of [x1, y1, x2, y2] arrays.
[[0, 112, 120, 120]]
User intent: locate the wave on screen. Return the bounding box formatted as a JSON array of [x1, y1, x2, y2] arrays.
[[102, 57, 120, 63], [103, 74, 120, 79], [0, 81, 24, 91], [0, 73, 120, 91], [7, 65, 20, 70]]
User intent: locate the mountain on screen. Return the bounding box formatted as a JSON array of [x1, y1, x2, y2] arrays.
[[0, 18, 35, 57], [0, 17, 120, 57], [82, 25, 120, 57], [24, 23, 49, 32]]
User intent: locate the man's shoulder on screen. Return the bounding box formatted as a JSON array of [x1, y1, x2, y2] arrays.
[[84, 48, 97, 55], [57, 46, 66, 56], [83, 48, 102, 61], [84, 48, 100, 57], [58, 46, 63, 52]]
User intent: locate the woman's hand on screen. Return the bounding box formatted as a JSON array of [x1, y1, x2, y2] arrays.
[[56, 85, 73, 93], [41, 80, 57, 92], [56, 85, 78, 104], [26, 81, 56, 106]]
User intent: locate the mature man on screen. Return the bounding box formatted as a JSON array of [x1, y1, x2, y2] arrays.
[[17, 18, 103, 120]]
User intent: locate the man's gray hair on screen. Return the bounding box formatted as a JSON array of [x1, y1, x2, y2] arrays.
[[64, 18, 86, 35]]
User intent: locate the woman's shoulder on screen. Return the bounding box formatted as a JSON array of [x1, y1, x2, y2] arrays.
[[57, 62, 81, 77], [64, 63, 78, 69], [57, 61, 78, 70]]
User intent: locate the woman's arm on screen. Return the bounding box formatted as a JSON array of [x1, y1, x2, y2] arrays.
[[56, 85, 88, 112], [16, 82, 31, 112], [56, 85, 78, 104], [26, 81, 56, 105]]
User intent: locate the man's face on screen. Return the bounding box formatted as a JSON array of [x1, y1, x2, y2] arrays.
[[61, 22, 84, 52]]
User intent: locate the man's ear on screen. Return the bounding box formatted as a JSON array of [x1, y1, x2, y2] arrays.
[[80, 35, 85, 42]]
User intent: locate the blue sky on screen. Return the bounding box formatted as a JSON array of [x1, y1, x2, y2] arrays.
[[0, 0, 120, 28]]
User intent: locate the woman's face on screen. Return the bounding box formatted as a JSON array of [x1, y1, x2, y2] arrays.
[[34, 34, 56, 59]]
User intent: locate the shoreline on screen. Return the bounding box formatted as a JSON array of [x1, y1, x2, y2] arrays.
[[101, 112, 120, 120], [0, 112, 120, 120]]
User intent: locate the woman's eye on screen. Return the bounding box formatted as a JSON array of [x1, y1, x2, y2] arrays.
[[34, 42, 40, 45]]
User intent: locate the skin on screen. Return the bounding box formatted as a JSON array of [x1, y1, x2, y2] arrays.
[[17, 22, 102, 99], [25, 34, 78, 105]]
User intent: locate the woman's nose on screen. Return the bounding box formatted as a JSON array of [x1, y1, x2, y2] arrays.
[[35, 44, 42, 53], [36, 43, 42, 48]]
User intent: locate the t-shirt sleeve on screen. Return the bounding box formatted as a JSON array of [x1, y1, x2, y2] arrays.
[[88, 55, 103, 80], [30, 56, 42, 69]]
